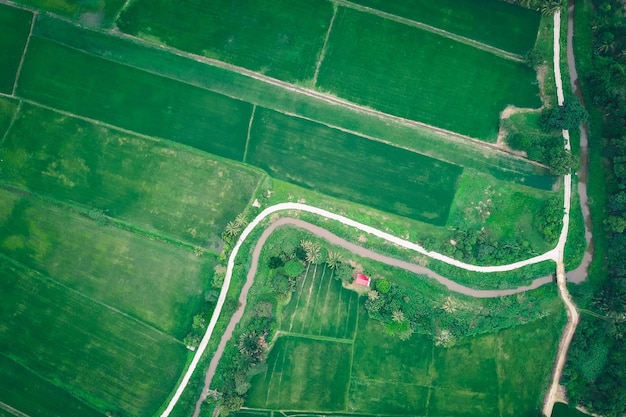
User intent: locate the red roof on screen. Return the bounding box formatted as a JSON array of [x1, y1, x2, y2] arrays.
[[355, 274, 371, 287]]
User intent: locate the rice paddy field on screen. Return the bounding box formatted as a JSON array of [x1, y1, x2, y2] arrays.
[[0, 0, 566, 416], [242, 264, 565, 416]]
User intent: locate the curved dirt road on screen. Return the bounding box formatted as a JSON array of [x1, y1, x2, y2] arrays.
[[192, 217, 554, 416]]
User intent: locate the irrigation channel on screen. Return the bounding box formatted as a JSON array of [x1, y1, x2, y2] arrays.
[[156, 6, 594, 417]]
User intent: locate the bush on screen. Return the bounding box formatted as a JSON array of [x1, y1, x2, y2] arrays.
[[540, 100, 588, 131]]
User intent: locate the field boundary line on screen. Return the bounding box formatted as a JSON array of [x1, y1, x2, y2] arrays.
[[345, 305, 358, 408], [34, 19, 537, 159], [29, 17, 549, 171], [274, 331, 352, 345], [312, 3, 337, 87], [0, 253, 185, 345], [332, 0, 524, 62], [112, 0, 135, 26], [0, 100, 22, 147], [242, 105, 256, 163], [11, 11, 36, 96], [299, 263, 318, 333], [0, 401, 30, 417], [307, 265, 327, 334]]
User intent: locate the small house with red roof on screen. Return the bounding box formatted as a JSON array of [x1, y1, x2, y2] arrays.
[[355, 273, 371, 287]]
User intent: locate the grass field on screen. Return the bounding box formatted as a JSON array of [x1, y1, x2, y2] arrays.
[[11, 0, 125, 27], [280, 263, 359, 339], [0, 98, 18, 138], [0, 103, 262, 247], [244, 295, 564, 416], [117, 0, 333, 84], [0, 188, 213, 337], [0, 4, 32, 94], [247, 108, 463, 225], [31, 14, 554, 189], [17, 37, 253, 161], [317, 7, 541, 140], [0, 354, 104, 417], [0, 257, 187, 416], [347, 0, 540, 55]]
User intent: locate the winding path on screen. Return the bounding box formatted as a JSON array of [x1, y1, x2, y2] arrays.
[[164, 7, 591, 417]]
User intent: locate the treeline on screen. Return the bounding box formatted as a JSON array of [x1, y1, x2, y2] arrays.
[[561, 0, 626, 415]]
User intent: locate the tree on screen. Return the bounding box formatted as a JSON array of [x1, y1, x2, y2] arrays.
[[283, 259, 304, 277], [375, 278, 391, 294], [606, 214, 626, 233], [537, 0, 562, 15], [548, 148, 579, 175], [223, 221, 241, 240], [326, 251, 342, 269], [300, 240, 321, 264], [434, 329, 455, 347], [218, 395, 244, 416], [442, 296, 457, 313], [392, 310, 406, 323], [540, 100, 588, 131], [233, 213, 247, 228]]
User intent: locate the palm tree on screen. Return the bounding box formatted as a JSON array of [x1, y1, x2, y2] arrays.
[[538, 0, 561, 16], [224, 221, 241, 238], [326, 251, 342, 269], [300, 240, 321, 264], [434, 329, 453, 346], [392, 310, 406, 323], [367, 290, 379, 301], [234, 213, 247, 228], [442, 296, 457, 313]]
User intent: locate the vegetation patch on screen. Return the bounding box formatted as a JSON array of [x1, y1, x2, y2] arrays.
[[17, 37, 253, 161], [248, 108, 462, 225], [0, 188, 214, 337], [317, 7, 541, 140], [0, 257, 187, 417], [347, 0, 541, 55], [0, 4, 32, 94], [117, 0, 333, 84], [0, 103, 262, 247], [10, 0, 125, 27]]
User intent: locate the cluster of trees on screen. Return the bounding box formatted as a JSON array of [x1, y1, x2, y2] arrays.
[[364, 275, 548, 344], [561, 0, 626, 415], [506, 101, 586, 175]]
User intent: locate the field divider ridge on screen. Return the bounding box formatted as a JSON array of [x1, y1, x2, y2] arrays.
[[0, 401, 30, 417], [112, 0, 135, 27], [332, 0, 525, 62], [273, 330, 353, 345], [30, 18, 542, 165], [312, 3, 338, 87], [0, 100, 22, 147], [11, 10, 36, 96], [242, 105, 256, 163]]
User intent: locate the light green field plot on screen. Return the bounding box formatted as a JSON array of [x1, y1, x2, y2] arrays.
[[0, 103, 262, 247], [248, 108, 463, 225], [17, 37, 252, 161], [0, 97, 18, 137], [32, 14, 554, 189], [347, 0, 540, 55], [117, 0, 333, 84], [280, 264, 358, 338], [0, 354, 105, 417], [317, 8, 541, 140], [0, 257, 187, 417], [0, 188, 213, 337], [0, 4, 32, 94], [245, 337, 352, 410], [11, 0, 125, 27]]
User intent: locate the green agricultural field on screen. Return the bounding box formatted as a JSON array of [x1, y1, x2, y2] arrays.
[[0, 257, 187, 417], [245, 336, 352, 410], [10, 0, 125, 27], [0, 98, 18, 137], [0, 4, 32, 94], [317, 7, 541, 140], [17, 37, 252, 161], [247, 108, 463, 225], [0, 103, 262, 247], [346, 0, 540, 55], [32, 14, 554, 189], [0, 354, 105, 417], [117, 0, 333, 84], [280, 263, 359, 338], [0, 188, 214, 337]]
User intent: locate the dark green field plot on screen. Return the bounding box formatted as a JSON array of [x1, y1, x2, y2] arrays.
[[11, 0, 125, 27], [17, 37, 252, 161], [117, 0, 333, 84], [0, 103, 262, 246], [347, 0, 540, 55], [0, 4, 32, 94], [0, 258, 187, 417], [0, 188, 213, 337], [0, 354, 105, 417], [246, 336, 352, 410], [280, 263, 358, 338], [248, 108, 462, 225], [317, 8, 541, 140]]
